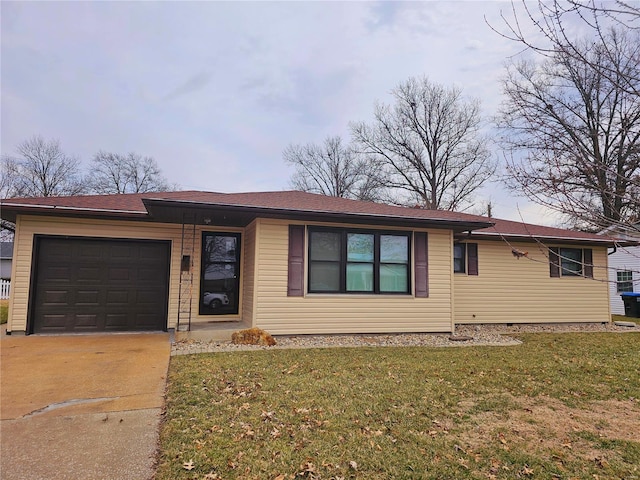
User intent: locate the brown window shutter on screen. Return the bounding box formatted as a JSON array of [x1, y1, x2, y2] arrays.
[[288, 225, 305, 296], [467, 243, 479, 276], [414, 232, 429, 298], [549, 247, 560, 277], [583, 248, 593, 278]]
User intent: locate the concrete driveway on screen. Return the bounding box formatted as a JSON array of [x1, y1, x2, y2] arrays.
[[0, 332, 170, 480]]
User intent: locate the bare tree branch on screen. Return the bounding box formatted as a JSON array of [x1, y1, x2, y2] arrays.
[[284, 135, 387, 202], [88, 151, 173, 194], [351, 76, 494, 211], [1, 136, 85, 199], [497, 25, 640, 231]]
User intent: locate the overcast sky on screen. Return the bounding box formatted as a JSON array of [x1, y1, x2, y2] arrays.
[[1, 1, 581, 225]]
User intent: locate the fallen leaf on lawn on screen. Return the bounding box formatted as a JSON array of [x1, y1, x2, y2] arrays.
[[521, 465, 534, 476], [261, 410, 276, 421], [183, 460, 195, 471], [349, 461, 358, 471], [297, 461, 316, 477]]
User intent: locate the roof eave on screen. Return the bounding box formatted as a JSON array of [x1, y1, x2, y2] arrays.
[[465, 230, 637, 247], [0, 203, 148, 223], [142, 198, 494, 232]]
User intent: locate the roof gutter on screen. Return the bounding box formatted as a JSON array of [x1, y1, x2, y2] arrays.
[[0, 202, 147, 223], [467, 230, 637, 247]]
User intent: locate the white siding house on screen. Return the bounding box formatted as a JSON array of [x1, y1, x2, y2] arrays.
[[604, 225, 640, 315], [0, 242, 13, 280]]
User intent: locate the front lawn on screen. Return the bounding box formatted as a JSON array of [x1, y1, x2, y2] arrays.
[[613, 314, 640, 324], [156, 333, 640, 480]]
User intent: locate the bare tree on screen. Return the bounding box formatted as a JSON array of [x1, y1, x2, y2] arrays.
[[351, 76, 494, 211], [284, 136, 386, 202], [88, 151, 173, 194], [490, 0, 639, 96], [1, 136, 85, 199], [497, 26, 640, 232]]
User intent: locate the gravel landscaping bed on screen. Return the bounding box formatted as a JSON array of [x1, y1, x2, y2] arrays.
[[171, 321, 637, 356]]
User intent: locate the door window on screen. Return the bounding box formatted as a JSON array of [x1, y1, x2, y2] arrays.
[[200, 233, 241, 315]]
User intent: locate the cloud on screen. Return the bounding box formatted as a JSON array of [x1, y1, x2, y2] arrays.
[[0, 1, 562, 224], [163, 71, 214, 101]]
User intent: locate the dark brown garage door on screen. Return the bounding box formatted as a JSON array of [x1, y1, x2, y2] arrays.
[[30, 236, 170, 334]]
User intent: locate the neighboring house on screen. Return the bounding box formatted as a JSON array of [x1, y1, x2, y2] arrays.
[[601, 223, 640, 315], [0, 242, 12, 300], [0, 242, 13, 280], [0, 191, 629, 338]]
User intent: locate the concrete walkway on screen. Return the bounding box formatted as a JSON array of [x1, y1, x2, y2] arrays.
[[0, 332, 170, 480]]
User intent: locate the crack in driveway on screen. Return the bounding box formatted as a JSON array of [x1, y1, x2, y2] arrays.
[[22, 397, 121, 418]]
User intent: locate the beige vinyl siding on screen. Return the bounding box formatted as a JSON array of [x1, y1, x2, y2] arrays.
[[241, 220, 257, 326], [8, 215, 185, 332], [253, 219, 454, 335], [453, 240, 610, 324]]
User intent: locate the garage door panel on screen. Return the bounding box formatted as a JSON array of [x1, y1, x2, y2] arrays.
[[40, 242, 72, 260], [110, 244, 134, 258], [41, 266, 72, 283], [108, 267, 132, 282], [40, 314, 68, 330], [134, 314, 162, 329], [77, 266, 103, 283], [31, 237, 170, 334], [42, 289, 71, 306], [77, 244, 104, 260], [76, 290, 101, 306], [106, 290, 130, 305], [105, 314, 128, 329], [139, 243, 165, 258], [138, 267, 164, 282], [74, 314, 100, 328]]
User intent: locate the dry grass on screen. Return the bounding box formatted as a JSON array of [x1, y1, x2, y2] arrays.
[[612, 313, 640, 324], [0, 299, 8, 324], [156, 333, 640, 480]]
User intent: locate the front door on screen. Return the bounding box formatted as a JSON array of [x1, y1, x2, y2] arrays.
[[200, 232, 241, 315]]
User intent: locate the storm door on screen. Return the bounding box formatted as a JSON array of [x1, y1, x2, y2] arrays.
[[200, 232, 241, 315]]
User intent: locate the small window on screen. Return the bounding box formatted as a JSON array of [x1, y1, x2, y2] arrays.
[[617, 271, 634, 293], [549, 247, 593, 278], [560, 248, 583, 276], [453, 243, 466, 273], [309, 231, 341, 292], [453, 242, 478, 275]]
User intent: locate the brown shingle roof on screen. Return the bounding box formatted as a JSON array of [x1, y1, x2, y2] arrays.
[[0, 190, 625, 244], [1, 190, 491, 224], [472, 218, 622, 245]]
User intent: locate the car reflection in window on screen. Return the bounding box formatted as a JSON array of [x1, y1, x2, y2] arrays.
[[202, 292, 230, 309]]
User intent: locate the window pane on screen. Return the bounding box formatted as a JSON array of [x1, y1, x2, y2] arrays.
[[346, 263, 373, 291], [205, 235, 237, 262], [560, 248, 582, 276], [309, 262, 340, 291], [200, 233, 240, 316], [380, 235, 408, 263], [453, 244, 466, 273], [347, 234, 374, 262], [617, 271, 634, 292], [310, 231, 341, 261], [380, 264, 408, 292]]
